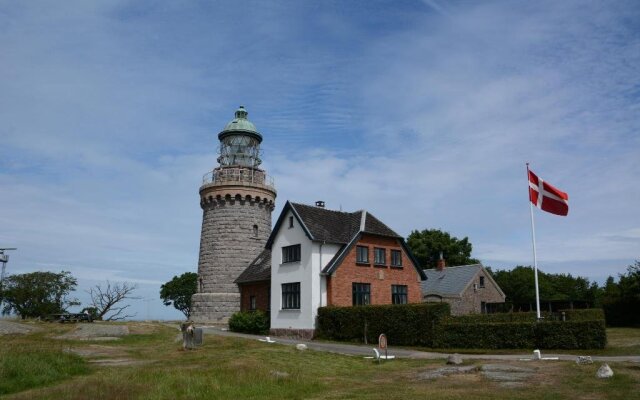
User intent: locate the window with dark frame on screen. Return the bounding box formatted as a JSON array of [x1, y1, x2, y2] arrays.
[[356, 246, 369, 264], [479, 276, 485, 288], [249, 295, 256, 311], [390, 249, 402, 267], [282, 244, 301, 263], [392, 285, 408, 304], [282, 282, 300, 309], [352, 283, 371, 306], [374, 248, 386, 265], [288, 216, 294, 228]]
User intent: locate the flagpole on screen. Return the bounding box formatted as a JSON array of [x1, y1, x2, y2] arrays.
[[527, 163, 542, 320]]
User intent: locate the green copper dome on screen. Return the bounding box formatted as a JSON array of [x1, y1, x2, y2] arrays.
[[218, 105, 262, 142]]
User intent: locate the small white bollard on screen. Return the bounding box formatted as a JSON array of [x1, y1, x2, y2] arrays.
[[533, 349, 541, 360]]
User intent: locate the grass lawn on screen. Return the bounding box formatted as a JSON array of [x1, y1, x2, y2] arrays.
[[1, 323, 639, 399]]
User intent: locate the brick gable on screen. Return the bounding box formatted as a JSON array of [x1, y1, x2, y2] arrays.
[[327, 234, 422, 306]]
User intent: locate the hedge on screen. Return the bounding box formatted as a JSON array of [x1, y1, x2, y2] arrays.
[[316, 303, 450, 347], [558, 308, 605, 322], [435, 320, 606, 349], [448, 309, 604, 324], [603, 299, 640, 326], [317, 304, 606, 349], [228, 311, 270, 334], [433, 322, 536, 349]]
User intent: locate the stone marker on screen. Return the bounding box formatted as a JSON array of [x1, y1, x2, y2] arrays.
[[447, 354, 463, 365], [181, 322, 196, 350], [576, 356, 593, 365], [532, 349, 541, 360], [296, 343, 307, 351], [596, 364, 614, 379]]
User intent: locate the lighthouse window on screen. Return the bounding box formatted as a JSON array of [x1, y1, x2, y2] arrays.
[[252, 224, 258, 237], [282, 244, 301, 263]]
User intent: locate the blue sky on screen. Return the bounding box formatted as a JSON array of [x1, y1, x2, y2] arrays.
[[1, 1, 638, 320]]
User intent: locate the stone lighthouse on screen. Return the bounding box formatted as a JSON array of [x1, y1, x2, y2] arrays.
[[190, 106, 276, 323]]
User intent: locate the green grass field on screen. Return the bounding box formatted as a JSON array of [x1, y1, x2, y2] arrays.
[[1, 322, 639, 399]]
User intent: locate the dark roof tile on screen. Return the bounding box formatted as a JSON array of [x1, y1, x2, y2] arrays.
[[235, 249, 271, 284]]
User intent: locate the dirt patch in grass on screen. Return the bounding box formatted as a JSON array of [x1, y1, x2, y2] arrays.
[[0, 320, 42, 335]]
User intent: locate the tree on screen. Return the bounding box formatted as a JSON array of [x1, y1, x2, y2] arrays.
[[491, 266, 600, 308], [406, 228, 479, 269], [87, 281, 139, 321], [1, 271, 79, 319], [618, 260, 640, 299], [160, 272, 198, 319]]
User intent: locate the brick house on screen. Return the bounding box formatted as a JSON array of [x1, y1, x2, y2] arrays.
[[421, 261, 505, 315], [237, 201, 426, 337]]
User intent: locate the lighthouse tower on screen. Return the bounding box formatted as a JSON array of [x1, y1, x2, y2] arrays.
[[191, 106, 276, 323]]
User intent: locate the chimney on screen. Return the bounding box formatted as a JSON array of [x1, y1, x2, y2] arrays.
[[436, 251, 446, 271], [315, 200, 325, 208]]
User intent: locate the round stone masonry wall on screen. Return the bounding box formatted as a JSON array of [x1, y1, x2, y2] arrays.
[[191, 191, 274, 323]]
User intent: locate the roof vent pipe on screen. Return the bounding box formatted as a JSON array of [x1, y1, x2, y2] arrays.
[[436, 251, 446, 271]]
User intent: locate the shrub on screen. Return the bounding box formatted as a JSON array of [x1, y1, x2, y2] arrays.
[[536, 320, 606, 349], [316, 303, 450, 346], [434, 320, 606, 349], [558, 308, 605, 322], [447, 312, 551, 324], [603, 299, 640, 327], [228, 311, 269, 334], [434, 322, 536, 349]]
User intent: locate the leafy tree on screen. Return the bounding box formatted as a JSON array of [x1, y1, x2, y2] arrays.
[[87, 281, 139, 321], [1, 271, 79, 319], [602, 261, 640, 326], [406, 229, 479, 269], [160, 272, 198, 319], [618, 260, 640, 299], [491, 266, 600, 307]]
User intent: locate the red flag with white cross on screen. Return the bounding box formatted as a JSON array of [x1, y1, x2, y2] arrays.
[[528, 168, 569, 216]]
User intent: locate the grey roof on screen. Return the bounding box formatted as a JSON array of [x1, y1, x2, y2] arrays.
[[421, 264, 483, 297], [235, 249, 271, 284], [290, 202, 400, 243]]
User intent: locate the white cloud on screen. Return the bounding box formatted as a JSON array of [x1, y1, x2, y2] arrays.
[[1, 1, 638, 318]]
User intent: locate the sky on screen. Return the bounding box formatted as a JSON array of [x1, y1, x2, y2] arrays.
[[1, 0, 638, 320]]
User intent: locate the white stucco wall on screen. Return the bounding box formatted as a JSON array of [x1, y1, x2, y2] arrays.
[[270, 209, 340, 330]]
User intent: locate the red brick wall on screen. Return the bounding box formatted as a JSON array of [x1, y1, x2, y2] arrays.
[[327, 234, 422, 306], [239, 281, 270, 312]]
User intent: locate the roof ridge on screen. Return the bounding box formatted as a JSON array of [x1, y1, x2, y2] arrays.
[[359, 210, 367, 231], [290, 202, 354, 216]]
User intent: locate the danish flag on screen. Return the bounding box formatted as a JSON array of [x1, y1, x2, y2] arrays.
[[528, 169, 569, 216]]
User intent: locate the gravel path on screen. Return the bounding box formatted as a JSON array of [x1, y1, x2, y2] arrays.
[[201, 326, 640, 363]]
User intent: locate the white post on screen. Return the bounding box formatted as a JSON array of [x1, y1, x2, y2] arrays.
[[527, 164, 542, 320]]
